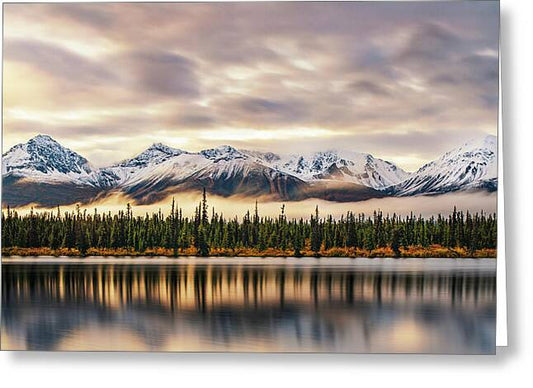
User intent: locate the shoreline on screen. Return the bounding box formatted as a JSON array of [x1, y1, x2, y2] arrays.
[[1, 246, 497, 259], [1, 256, 497, 271], [2, 255, 497, 260], [1, 255, 496, 260]]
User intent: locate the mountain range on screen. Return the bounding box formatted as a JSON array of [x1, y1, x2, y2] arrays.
[[1, 134, 497, 207]]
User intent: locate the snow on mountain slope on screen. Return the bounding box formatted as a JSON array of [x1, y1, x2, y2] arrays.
[[1, 136, 408, 192], [391, 135, 497, 196], [106, 145, 281, 186], [107, 152, 212, 188], [200, 145, 247, 161], [255, 150, 410, 190], [2, 135, 97, 185], [1, 134, 498, 206], [100, 144, 250, 188], [118, 143, 185, 168], [97, 143, 192, 187], [110, 145, 308, 202]]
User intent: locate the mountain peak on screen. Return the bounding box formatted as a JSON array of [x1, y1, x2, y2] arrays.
[[214, 145, 238, 152], [30, 134, 56, 142], [147, 142, 183, 154], [25, 134, 62, 149], [149, 142, 166, 149], [459, 134, 497, 151], [392, 134, 497, 196], [117, 143, 184, 168], [200, 145, 246, 161], [3, 134, 93, 178], [262, 148, 409, 190]]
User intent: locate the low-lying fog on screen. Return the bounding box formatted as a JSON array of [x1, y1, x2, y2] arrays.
[[5, 191, 497, 219]]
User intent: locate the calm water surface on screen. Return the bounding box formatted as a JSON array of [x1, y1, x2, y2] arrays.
[[1, 257, 496, 353]]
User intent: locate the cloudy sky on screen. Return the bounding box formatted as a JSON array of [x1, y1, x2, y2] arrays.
[[3, 1, 499, 171]]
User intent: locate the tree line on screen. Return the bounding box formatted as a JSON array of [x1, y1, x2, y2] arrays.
[[1, 190, 497, 257]]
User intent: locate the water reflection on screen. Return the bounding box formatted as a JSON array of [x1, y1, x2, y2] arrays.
[[1, 258, 496, 353]]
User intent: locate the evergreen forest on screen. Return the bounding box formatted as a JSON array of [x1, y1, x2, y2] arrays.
[[1, 190, 497, 258]]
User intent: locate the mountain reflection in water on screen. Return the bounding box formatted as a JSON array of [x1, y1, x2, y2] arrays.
[[1, 258, 496, 353]]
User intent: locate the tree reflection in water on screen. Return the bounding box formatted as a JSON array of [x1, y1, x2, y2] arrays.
[[1, 258, 496, 353]]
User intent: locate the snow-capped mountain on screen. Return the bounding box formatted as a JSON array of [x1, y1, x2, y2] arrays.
[[257, 150, 410, 190], [2, 134, 97, 184], [105, 145, 310, 203], [1, 134, 498, 207], [96, 143, 192, 188], [2, 135, 104, 206], [390, 135, 497, 196], [100, 144, 395, 203]]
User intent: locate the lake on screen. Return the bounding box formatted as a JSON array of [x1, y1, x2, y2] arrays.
[[1, 257, 496, 353]]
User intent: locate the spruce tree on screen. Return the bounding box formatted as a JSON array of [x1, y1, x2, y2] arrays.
[[391, 228, 402, 257]]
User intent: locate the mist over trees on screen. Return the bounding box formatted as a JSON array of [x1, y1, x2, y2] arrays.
[[2, 190, 497, 257]]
